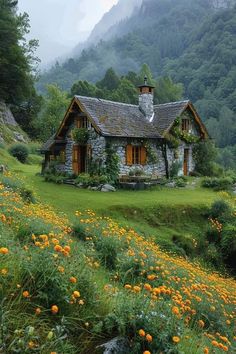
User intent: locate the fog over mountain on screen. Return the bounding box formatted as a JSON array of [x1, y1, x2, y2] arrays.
[[17, 0, 118, 66]]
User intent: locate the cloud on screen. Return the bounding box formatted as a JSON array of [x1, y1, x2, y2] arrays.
[[17, 0, 119, 64]]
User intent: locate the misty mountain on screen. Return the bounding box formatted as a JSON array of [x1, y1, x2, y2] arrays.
[[72, 0, 142, 57]]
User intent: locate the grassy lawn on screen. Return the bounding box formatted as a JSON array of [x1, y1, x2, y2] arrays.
[[15, 163, 217, 216], [1, 149, 218, 252], [9, 161, 218, 251]]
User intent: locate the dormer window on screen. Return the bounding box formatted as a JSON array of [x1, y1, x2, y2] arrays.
[[182, 119, 190, 132], [76, 117, 89, 129]]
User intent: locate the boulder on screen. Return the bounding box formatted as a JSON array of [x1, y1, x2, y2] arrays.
[[97, 337, 130, 354], [101, 184, 116, 192]]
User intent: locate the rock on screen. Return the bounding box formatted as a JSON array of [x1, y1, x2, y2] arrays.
[[14, 132, 26, 143], [97, 337, 130, 354], [91, 186, 99, 191], [101, 184, 116, 192], [166, 182, 176, 188], [0, 165, 7, 173]]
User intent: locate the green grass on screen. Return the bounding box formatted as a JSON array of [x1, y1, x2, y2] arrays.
[[1, 149, 218, 256]]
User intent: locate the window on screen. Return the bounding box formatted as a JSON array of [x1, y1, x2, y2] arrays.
[[182, 119, 190, 132], [126, 145, 147, 165], [76, 117, 89, 128], [60, 150, 65, 163]]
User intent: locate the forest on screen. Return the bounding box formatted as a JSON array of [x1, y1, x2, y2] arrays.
[[36, 0, 236, 169], [1, 0, 236, 169]]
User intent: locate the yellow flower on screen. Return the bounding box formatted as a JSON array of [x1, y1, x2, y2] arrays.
[[73, 291, 81, 298], [172, 336, 180, 344], [51, 305, 59, 314]]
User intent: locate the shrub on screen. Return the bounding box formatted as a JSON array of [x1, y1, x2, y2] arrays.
[[9, 144, 29, 163], [193, 140, 217, 176], [169, 161, 181, 178], [201, 177, 233, 191], [221, 225, 236, 270], [72, 222, 88, 241], [174, 177, 187, 188], [94, 236, 121, 270], [209, 200, 231, 219]]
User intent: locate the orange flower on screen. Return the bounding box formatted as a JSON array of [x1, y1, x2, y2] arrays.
[[147, 274, 156, 281], [172, 306, 180, 316], [133, 286, 141, 293], [203, 347, 209, 354], [54, 245, 62, 252], [143, 351, 151, 354], [146, 334, 153, 342], [198, 320, 205, 328], [139, 329, 146, 337], [144, 283, 152, 291], [64, 245, 71, 253], [70, 276, 77, 283], [172, 336, 180, 344], [50, 352, 57, 354], [35, 307, 41, 315], [124, 284, 132, 290], [0, 247, 9, 255], [22, 291, 30, 298], [51, 305, 59, 314]]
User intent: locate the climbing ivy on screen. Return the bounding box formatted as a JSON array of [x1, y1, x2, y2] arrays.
[[105, 143, 120, 183]]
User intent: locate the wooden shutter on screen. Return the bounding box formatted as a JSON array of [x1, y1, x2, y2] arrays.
[[140, 146, 147, 165], [126, 145, 133, 165]]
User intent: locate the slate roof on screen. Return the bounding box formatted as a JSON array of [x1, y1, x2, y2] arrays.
[[153, 100, 190, 135], [43, 96, 200, 151], [41, 134, 56, 152], [75, 96, 161, 138]]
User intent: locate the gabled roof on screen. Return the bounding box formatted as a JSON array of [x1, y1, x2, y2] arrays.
[[153, 100, 190, 135], [74, 96, 161, 138], [41, 134, 56, 152], [49, 95, 208, 149]]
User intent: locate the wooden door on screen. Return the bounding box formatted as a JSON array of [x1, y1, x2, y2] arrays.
[[72, 145, 87, 175], [72, 145, 79, 175], [183, 149, 189, 176]]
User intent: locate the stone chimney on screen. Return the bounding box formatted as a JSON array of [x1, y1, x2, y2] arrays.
[[138, 76, 155, 122]]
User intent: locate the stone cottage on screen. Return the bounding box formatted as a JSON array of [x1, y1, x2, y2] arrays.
[[41, 77, 209, 178]]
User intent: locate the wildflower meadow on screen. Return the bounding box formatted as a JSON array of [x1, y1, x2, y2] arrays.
[[0, 172, 235, 353]]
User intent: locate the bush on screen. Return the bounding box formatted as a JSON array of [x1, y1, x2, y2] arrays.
[[201, 177, 233, 191], [221, 225, 236, 270], [174, 177, 187, 188], [9, 144, 29, 163], [209, 200, 231, 219], [72, 222, 88, 241], [75, 173, 108, 187], [169, 161, 181, 178], [193, 141, 217, 176]]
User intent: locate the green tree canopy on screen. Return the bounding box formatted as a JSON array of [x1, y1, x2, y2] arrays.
[[34, 85, 70, 141]]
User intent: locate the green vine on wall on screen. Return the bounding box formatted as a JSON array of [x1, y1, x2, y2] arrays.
[[144, 142, 158, 164], [166, 117, 200, 147], [71, 128, 89, 145], [105, 143, 120, 183]]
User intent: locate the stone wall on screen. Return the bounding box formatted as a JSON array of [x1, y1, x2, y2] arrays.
[[62, 117, 196, 177]]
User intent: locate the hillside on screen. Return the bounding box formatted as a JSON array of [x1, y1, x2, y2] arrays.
[[0, 163, 235, 353], [0, 102, 28, 144]]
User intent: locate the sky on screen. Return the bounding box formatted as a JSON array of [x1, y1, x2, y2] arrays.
[[18, 0, 118, 66]]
